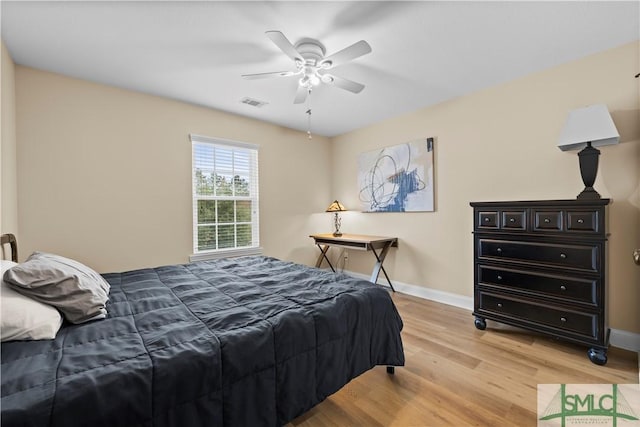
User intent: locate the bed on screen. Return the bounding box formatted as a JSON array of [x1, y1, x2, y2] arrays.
[[1, 235, 405, 426]]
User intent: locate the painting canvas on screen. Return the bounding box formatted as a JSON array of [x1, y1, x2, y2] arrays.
[[358, 138, 434, 212]]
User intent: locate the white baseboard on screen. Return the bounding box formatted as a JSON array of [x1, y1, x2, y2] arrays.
[[609, 328, 640, 353], [344, 270, 473, 311], [344, 270, 640, 353]]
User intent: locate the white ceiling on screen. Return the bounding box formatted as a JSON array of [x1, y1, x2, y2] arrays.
[[2, 1, 639, 137]]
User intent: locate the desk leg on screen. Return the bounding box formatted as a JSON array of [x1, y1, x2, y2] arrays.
[[315, 244, 336, 272], [370, 242, 395, 292]]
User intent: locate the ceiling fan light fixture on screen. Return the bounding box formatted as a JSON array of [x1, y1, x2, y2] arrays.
[[299, 71, 321, 88], [309, 73, 320, 86], [321, 74, 334, 84]]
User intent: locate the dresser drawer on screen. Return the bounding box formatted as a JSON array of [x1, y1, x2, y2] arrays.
[[501, 211, 526, 230], [566, 210, 599, 233], [478, 265, 597, 306], [477, 211, 499, 229], [533, 210, 563, 231], [477, 292, 597, 339], [478, 239, 599, 272]]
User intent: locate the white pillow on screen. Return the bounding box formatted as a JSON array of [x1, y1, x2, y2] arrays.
[[1, 259, 63, 342], [4, 252, 110, 324]]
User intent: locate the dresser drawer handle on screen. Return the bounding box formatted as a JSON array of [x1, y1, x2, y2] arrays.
[[497, 303, 503, 308], [496, 248, 502, 254], [560, 285, 567, 291], [560, 253, 567, 259], [509, 218, 515, 223], [544, 218, 551, 223], [484, 217, 490, 222], [560, 317, 567, 323], [577, 219, 584, 224], [497, 275, 502, 281]]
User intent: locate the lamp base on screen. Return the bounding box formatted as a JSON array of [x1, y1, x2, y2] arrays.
[[576, 142, 601, 200], [577, 187, 601, 200], [332, 211, 342, 237]]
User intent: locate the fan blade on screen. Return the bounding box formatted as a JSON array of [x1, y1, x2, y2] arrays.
[[266, 31, 303, 63], [319, 40, 371, 68], [322, 73, 365, 94], [293, 85, 310, 104], [242, 70, 297, 80]]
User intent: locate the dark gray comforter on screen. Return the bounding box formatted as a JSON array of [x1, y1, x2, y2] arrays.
[[1, 256, 404, 426]]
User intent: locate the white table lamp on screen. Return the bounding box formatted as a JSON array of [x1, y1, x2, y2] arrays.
[[557, 104, 619, 199]]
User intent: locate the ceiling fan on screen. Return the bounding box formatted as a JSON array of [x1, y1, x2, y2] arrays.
[[242, 31, 372, 104]]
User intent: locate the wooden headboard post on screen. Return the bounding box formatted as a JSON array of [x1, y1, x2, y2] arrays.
[[1, 233, 18, 263]]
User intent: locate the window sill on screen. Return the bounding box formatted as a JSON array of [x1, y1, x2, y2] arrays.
[[189, 247, 264, 262]]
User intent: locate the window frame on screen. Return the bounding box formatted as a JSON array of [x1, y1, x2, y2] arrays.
[[189, 134, 261, 261]]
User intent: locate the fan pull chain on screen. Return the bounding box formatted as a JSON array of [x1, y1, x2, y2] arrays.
[[306, 88, 313, 139]]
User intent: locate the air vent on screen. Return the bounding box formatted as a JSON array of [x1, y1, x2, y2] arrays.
[[240, 97, 268, 108]]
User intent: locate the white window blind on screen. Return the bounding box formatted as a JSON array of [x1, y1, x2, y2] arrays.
[[190, 134, 259, 255]]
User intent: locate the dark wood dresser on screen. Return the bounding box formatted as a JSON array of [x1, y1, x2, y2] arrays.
[[470, 199, 610, 365]]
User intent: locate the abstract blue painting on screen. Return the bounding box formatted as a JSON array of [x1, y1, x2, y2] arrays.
[[358, 138, 434, 212]]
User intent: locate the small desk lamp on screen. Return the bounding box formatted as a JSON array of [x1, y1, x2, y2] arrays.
[[557, 104, 620, 199], [326, 200, 346, 237]]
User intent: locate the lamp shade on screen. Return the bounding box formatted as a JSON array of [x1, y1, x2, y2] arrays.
[[557, 104, 619, 151], [326, 200, 346, 212]]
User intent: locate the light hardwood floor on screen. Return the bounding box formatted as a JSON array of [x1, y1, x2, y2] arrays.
[[289, 292, 639, 426]]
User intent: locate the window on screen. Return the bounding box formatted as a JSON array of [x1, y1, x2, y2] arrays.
[[190, 134, 259, 257]]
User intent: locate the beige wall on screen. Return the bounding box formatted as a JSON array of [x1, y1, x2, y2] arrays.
[[11, 41, 640, 335], [15, 67, 332, 272], [331, 41, 640, 334], [1, 40, 18, 239]]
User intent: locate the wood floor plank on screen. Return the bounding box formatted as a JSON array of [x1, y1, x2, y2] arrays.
[[288, 292, 638, 426]]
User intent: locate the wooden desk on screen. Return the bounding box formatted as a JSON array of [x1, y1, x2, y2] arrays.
[[309, 233, 398, 291]]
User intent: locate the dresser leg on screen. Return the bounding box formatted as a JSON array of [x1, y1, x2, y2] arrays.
[[588, 348, 608, 366], [474, 317, 487, 330], [386, 366, 395, 374]]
